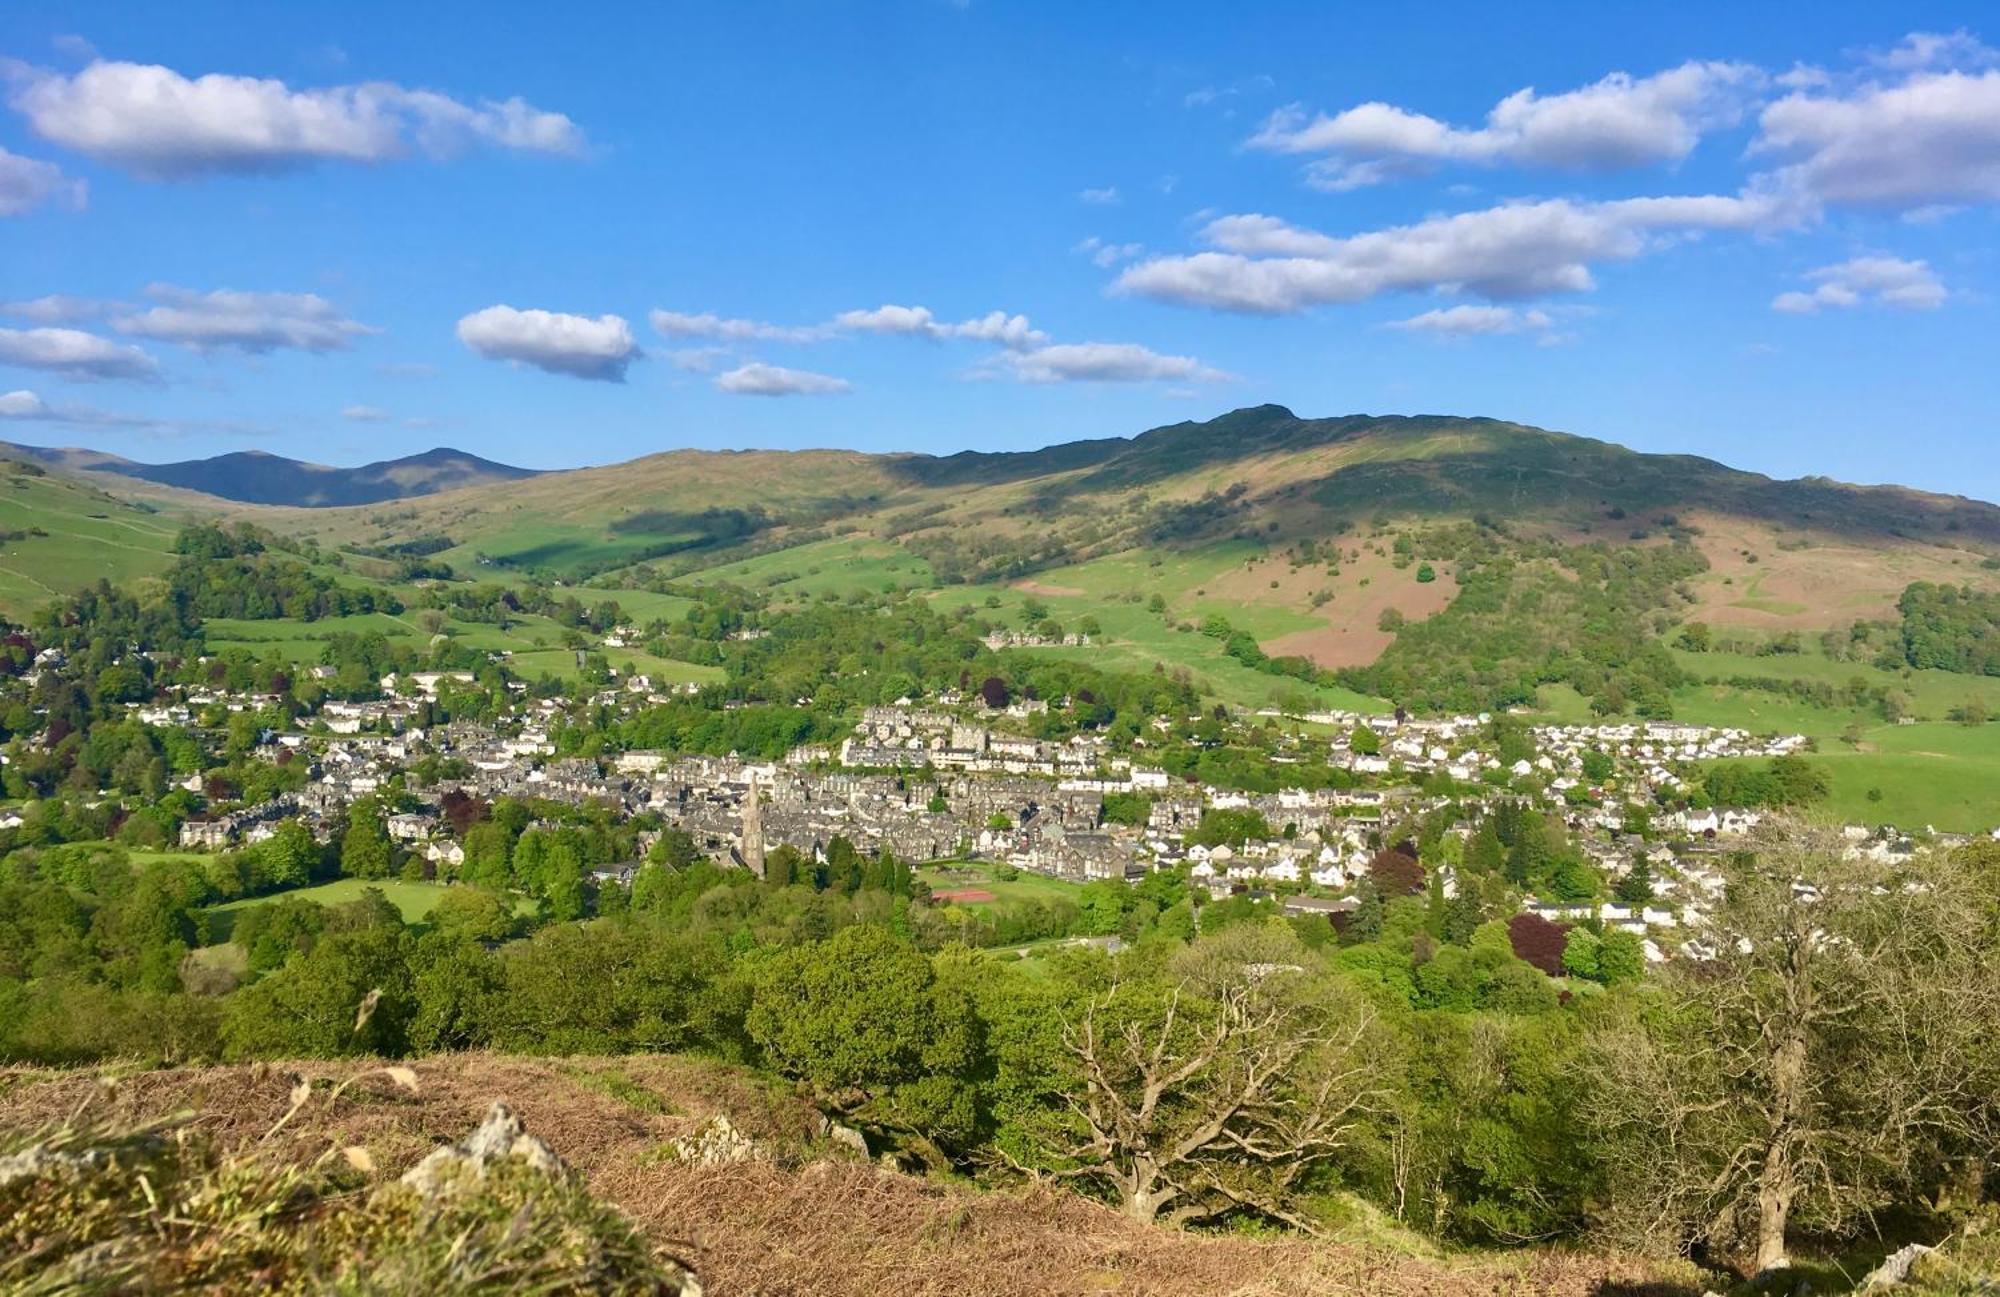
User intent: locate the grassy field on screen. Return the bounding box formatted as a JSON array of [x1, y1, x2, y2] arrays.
[[205, 878, 533, 940], [682, 535, 936, 599], [1700, 720, 2000, 833], [0, 470, 186, 617], [918, 860, 1084, 909], [580, 587, 698, 626], [508, 646, 724, 686], [929, 577, 1388, 715], [1671, 644, 2000, 724]]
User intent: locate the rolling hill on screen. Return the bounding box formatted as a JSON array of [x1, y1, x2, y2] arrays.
[[0, 441, 540, 508]]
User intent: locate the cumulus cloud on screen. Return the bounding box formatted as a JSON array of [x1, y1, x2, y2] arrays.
[[0, 325, 159, 380], [1771, 256, 1947, 313], [1388, 305, 1555, 337], [0, 389, 50, 418], [713, 362, 851, 396], [0, 144, 84, 215], [1753, 64, 2000, 208], [1079, 186, 1120, 204], [5, 58, 584, 179], [341, 404, 391, 421], [648, 309, 827, 343], [1865, 30, 1997, 73], [113, 285, 377, 353], [983, 341, 1229, 385], [833, 304, 1047, 349], [456, 305, 636, 381], [0, 293, 115, 322], [1251, 61, 1763, 189], [0, 386, 263, 436], [1115, 193, 1788, 314]]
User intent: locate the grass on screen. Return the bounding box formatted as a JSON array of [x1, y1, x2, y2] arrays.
[[682, 535, 936, 599], [507, 646, 724, 686], [205, 878, 534, 940], [0, 470, 185, 617], [930, 579, 1387, 715], [918, 860, 1084, 909]]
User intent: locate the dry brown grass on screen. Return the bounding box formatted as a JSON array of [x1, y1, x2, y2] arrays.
[[0, 1054, 1693, 1297]]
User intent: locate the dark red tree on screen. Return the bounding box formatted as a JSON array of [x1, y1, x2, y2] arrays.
[[1508, 912, 1570, 976]]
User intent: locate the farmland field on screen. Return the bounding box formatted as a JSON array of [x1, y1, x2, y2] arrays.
[[205, 878, 535, 940]]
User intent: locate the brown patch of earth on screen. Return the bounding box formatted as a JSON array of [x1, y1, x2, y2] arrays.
[[1197, 546, 1457, 670], [1013, 579, 1087, 597], [1681, 511, 1997, 631], [0, 1054, 1697, 1297]]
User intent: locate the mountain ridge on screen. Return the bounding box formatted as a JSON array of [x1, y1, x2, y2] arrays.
[[0, 440, 541, 508]]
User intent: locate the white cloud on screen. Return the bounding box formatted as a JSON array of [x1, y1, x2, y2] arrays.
[[342, 404, 391, 421], [1771, 256, 1946, 313], [1115, 193, 1787, 314], [1075, 237, 1144, 268], [1865, 30, 1997, 73], [834, 304, 1047, 349], [0, 325, 159, 380], [1079, 186, 1120, 204], [1388, 305, 1555, 337], [985, 342, 1229, 384], [456, 305, 636, 381], [713, 362, 850, 396], [0, 386, 265, 436], [0, 144, 84, 215], [0, 293, 115, 322], [1754, 65, 2000, 209], [6, 58, 584, 179], [1250, 61, 1763, 189], [114, 285, 377, 353], [0, 389, 49, 418], [648, 309, 827, 343], [665, 346, 729, 373]]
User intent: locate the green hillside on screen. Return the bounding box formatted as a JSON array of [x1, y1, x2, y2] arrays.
[[0, 459, 188, 618]]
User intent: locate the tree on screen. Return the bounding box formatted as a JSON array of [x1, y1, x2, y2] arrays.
[[746, 926, 982, 1153], [221, 924, 412, 1058], [340, 797, 393, 880], [427, 885, 516, 943], [1506, 913, 1567, 977], [261, 818, 317, 889], [997, 925, 1380, 1228], [1584, 824, 2000, 1272]]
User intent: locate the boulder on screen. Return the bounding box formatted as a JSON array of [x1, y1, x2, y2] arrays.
[[400, 1101, 564, 1196]]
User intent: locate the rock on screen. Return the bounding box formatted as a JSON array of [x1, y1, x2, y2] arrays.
[[400, 1101, 564, 1196], [671, 1115, 764, 1166], [1860, 1242, 1934, 1289], [827, 1122, 870, 1159]]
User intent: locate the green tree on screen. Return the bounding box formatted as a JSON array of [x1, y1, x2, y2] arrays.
[[339, 797, 393, 880], [746, 926, 983, 1152]]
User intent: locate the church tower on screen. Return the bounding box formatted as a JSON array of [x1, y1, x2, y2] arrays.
[[740, 771, 766, 879]]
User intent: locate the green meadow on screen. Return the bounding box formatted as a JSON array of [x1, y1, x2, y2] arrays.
[[682, 535, 937, 599], [204, 878, 536, 941], [0, 472, 184, 617]]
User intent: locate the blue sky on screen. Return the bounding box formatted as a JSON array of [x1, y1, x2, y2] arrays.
[[1, 2, 1997, 500]]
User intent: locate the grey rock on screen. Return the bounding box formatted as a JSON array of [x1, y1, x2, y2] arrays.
[[1860, 1242, 1934, 1289], [400, 1101, 564, 1196]]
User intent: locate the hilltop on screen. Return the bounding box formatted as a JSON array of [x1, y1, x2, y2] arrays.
[[0, 1052, 1695, 1297], [0, 441, 540, 508]]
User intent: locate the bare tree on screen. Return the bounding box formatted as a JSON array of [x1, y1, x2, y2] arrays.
[[1020, 925, 1380, 1229], [1584, 822, 2000, 1273]]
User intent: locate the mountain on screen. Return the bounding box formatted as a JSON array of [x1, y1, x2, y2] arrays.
[[0, 441, 541, 508], [12, 407, 2000, 641]]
